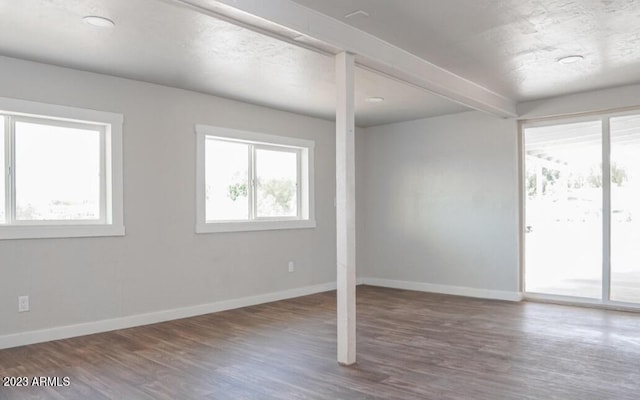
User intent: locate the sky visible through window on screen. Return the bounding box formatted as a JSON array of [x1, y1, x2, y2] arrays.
[[525, 121, 603, 299], [14, 121, 100, 221], [525, 116, 640, 303], [256, 148, 297, 217], [205, 137, 298, 221], [205, 139, 249, 221], [610, 115, 640, 303]]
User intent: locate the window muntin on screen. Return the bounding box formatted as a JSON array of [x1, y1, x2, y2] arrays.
[[196, 125, 315, 233]]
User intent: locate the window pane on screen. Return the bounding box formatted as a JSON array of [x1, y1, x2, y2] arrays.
[[15, 121, 101, 221], [205, 139, 249, 221], [524, 120, 603, 298], [610, 115, 640, 303], [256, 148, 297, 218], [0, 116, 5, 223]]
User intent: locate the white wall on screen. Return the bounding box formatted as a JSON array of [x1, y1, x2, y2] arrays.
[[8, 52, 638, 347], [359, 111, 520, 298], [358, 84, 640, 301], [518, 83, 640, 119], [0, 56, 337, 342]]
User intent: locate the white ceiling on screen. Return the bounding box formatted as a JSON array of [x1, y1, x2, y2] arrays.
[[0, 0, 468, 127], [291, 0, 640, 101], [2, 1, 639, 126]]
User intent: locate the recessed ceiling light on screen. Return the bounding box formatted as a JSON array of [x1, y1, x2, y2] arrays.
[[83, 16, 115, 28], [557, 55, 584, 64], [344, 10, 369, 19], [365, 97, 384, 103]]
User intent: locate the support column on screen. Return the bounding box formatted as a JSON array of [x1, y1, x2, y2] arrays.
[[335, 51, 356, 366]]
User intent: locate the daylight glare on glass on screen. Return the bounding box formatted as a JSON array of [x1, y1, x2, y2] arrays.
[[610, 115, 640, 303], [0, 116, 5, 223], [205, 139, 249, 221], [524, 121, 603, 298], [256, 149, 297, 218], [15, 121, 101, 221]]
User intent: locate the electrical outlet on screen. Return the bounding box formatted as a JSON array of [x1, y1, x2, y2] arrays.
[[288, 261, 295, 273], [18, 295, 29, 313]]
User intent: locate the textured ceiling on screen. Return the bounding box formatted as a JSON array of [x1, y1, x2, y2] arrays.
[[4, 0, 635, 124], [0, 0, 468, 127], [291, 0, 640, 102]]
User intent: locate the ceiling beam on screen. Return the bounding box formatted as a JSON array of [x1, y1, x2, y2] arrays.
[[176, 0, 518, 118]]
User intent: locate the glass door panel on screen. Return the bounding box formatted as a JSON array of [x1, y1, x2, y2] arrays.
[[610, 115, 640, 303], [524, 121, 603, 298]]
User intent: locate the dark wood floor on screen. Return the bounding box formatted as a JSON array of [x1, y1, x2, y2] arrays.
[[1, 286, 640, 399]]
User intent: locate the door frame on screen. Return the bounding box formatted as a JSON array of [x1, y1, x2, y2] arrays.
[[518, 107, 640, 311]]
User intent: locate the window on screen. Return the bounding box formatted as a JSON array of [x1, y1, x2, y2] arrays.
[[196, 125, 315, 233], [0, 97, 124, 239]]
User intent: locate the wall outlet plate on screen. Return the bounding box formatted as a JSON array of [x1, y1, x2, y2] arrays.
[[288, 261, 295, 273], [18, 295, 29, 312]]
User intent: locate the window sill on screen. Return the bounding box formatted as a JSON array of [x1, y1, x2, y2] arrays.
[[196, 219, 316, 234], [0, 224, 126, 240]]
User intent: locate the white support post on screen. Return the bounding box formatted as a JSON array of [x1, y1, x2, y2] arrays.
[[335, 51, 356, 366]]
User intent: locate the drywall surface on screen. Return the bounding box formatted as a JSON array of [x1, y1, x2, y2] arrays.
[[0, 56, 336, 338], [360, 111, 519, 293], [518, 83, 640, 119]]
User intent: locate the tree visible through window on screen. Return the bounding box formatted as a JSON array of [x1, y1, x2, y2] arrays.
[[256, 148, 297, 217], [205, 139, 249, 221], [204, 137, 300, 222], [196, 125, 314, 233]]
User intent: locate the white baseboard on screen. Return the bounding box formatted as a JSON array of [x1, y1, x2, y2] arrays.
[[0, 282, 337, 350], [0, 278, 521, 350], [361, 277, 523, 302]]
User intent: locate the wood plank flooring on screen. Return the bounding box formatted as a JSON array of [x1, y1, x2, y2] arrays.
[[1, 285, 640, 399]]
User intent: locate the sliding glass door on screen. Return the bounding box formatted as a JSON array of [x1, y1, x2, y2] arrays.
[[610, 115, 640, 303], [524, 120, 603, 299], [523, 112, 640, 306]]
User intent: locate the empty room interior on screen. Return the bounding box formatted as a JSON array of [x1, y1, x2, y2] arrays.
[[2, 0, 640, 399]]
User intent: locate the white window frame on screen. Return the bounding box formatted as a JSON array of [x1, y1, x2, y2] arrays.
[[196, 125, 316, 233], [0, 97, 124, 240]]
